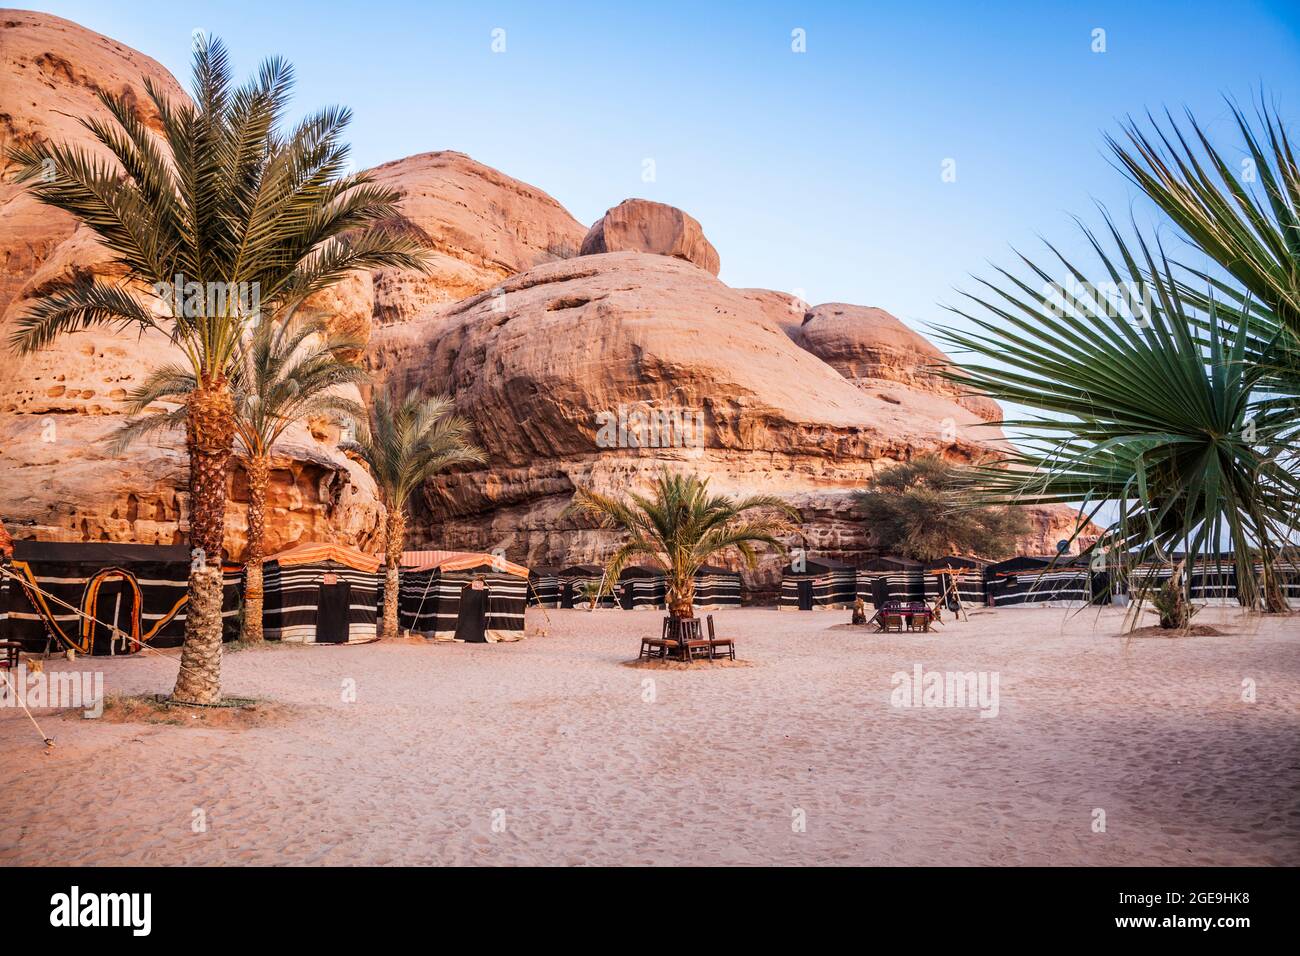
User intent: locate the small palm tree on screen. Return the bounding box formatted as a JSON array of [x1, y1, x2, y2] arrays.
[[343, 387, 485, 639], [567, 471, 798, 619], [7, 36, 427, 703], [113, 317, 368, 642]]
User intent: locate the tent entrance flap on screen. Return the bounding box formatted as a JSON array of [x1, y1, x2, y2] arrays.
[[316, 581, 352, 644], [454, 584, 488, 643]]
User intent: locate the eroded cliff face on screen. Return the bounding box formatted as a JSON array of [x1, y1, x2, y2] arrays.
[[0, 14, 584, 558], [366, 252, 1037, 587], [0, 10, 1093, 579]]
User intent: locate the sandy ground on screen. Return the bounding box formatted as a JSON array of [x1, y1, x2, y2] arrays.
[[1, 605, 1297, 866]]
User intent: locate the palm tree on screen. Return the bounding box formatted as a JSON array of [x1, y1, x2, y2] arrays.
[[934, 99, 1300, 624], [112, 317, 368, 642], [7, 36, 427, 702], [342, 387, 485, 639], [567, 471, 799, 619]]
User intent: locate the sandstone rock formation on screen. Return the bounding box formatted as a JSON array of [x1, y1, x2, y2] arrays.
[[367, 252, 1022, 587], [580, 199, 721, 276], [796, 303, 1003, 422], [0, 11, 1093, 584], [365, 152, 587, 325]]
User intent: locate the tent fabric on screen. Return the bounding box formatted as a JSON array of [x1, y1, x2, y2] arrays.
[[398, 550, 529, 578], [264, 542, 381, 574], [2, 542, 239, 655], [779, 556, 857, 610], [263, 557, 379, 644], [452, 585, 489, 642], [693, 565, 742, 609], [618, 566, 667, 610], [558, 565, 616, 608], [395, 566, 527, 641], [527, 567, 563, 607], [856, 557, 926, 604], [923, 559, 989, 607], [987, 556, 1092, 607]]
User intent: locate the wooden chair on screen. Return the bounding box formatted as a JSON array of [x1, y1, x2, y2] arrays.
[[0, 640, 21, 671], [881, 614, 905, 633], [705, 615, 735, 661], [667, 617, 710, 663], [639, 618, 679, 661]]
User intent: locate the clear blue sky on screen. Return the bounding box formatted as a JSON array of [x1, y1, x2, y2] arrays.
[[25, 1, 1300, 336]]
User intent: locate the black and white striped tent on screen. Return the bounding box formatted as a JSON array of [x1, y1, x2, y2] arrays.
[[617, 565, 667, 610], [394, 551, 529, 642], [262, 543, 380, 644], [987, 556, 1095, 607], [924, 557, 990, 609], [1264, 553, 1300, 601], [527, 566, 563, 607], [558, 565, 617, 609], [1126, 560, 1235, 605], [780, 556, 858, 610], [1, 541, 240, 655], [693, 565, 742, 609], [856, 557, 926, 607]]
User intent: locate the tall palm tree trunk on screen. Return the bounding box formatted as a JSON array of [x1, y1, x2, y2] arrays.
[[173, 381, 236, 704], [381, 508, 405, 640], [240, 455, 270, 643]]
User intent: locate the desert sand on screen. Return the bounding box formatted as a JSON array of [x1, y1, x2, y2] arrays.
[[1, 606, 1296, 866]]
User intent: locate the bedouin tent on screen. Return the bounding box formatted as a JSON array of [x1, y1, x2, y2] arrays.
[[779, 556, 858, 610], [923, 556, 989, 610], [262, 543, 381, 644], [1127, 557, 1234, 606], [527, 566, 563, 607], [855, 557, 926, 607], [394, 551, 529, 642], [987, 555, 1094, 607], [1, 541, 241, 655], [693, 564, 742, 609], [617, 565, 667, 610], [558, 565, 616, 609], [1263, 550, 1300, 602]]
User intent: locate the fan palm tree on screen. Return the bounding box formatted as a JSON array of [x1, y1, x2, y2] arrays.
[[935, 99, 1300, 623], [342, 387, 485, 639], [7, 36, 427, 702], [112, 317, 368, 642], [567, 471, 799, 619]]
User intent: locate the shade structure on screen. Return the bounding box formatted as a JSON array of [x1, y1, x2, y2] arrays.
[[779, 556, 858, 610], [855, 556, 926, 606], [1, 541, 240, 655], [987, 555, 1094, 607], [393, 551, 528, 642], [693, 564, 742, 609], [263, 543, 380, 644], [557, 565, 616, 609], [617, 565, 667, 610], [527, 567, 563, 607]]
